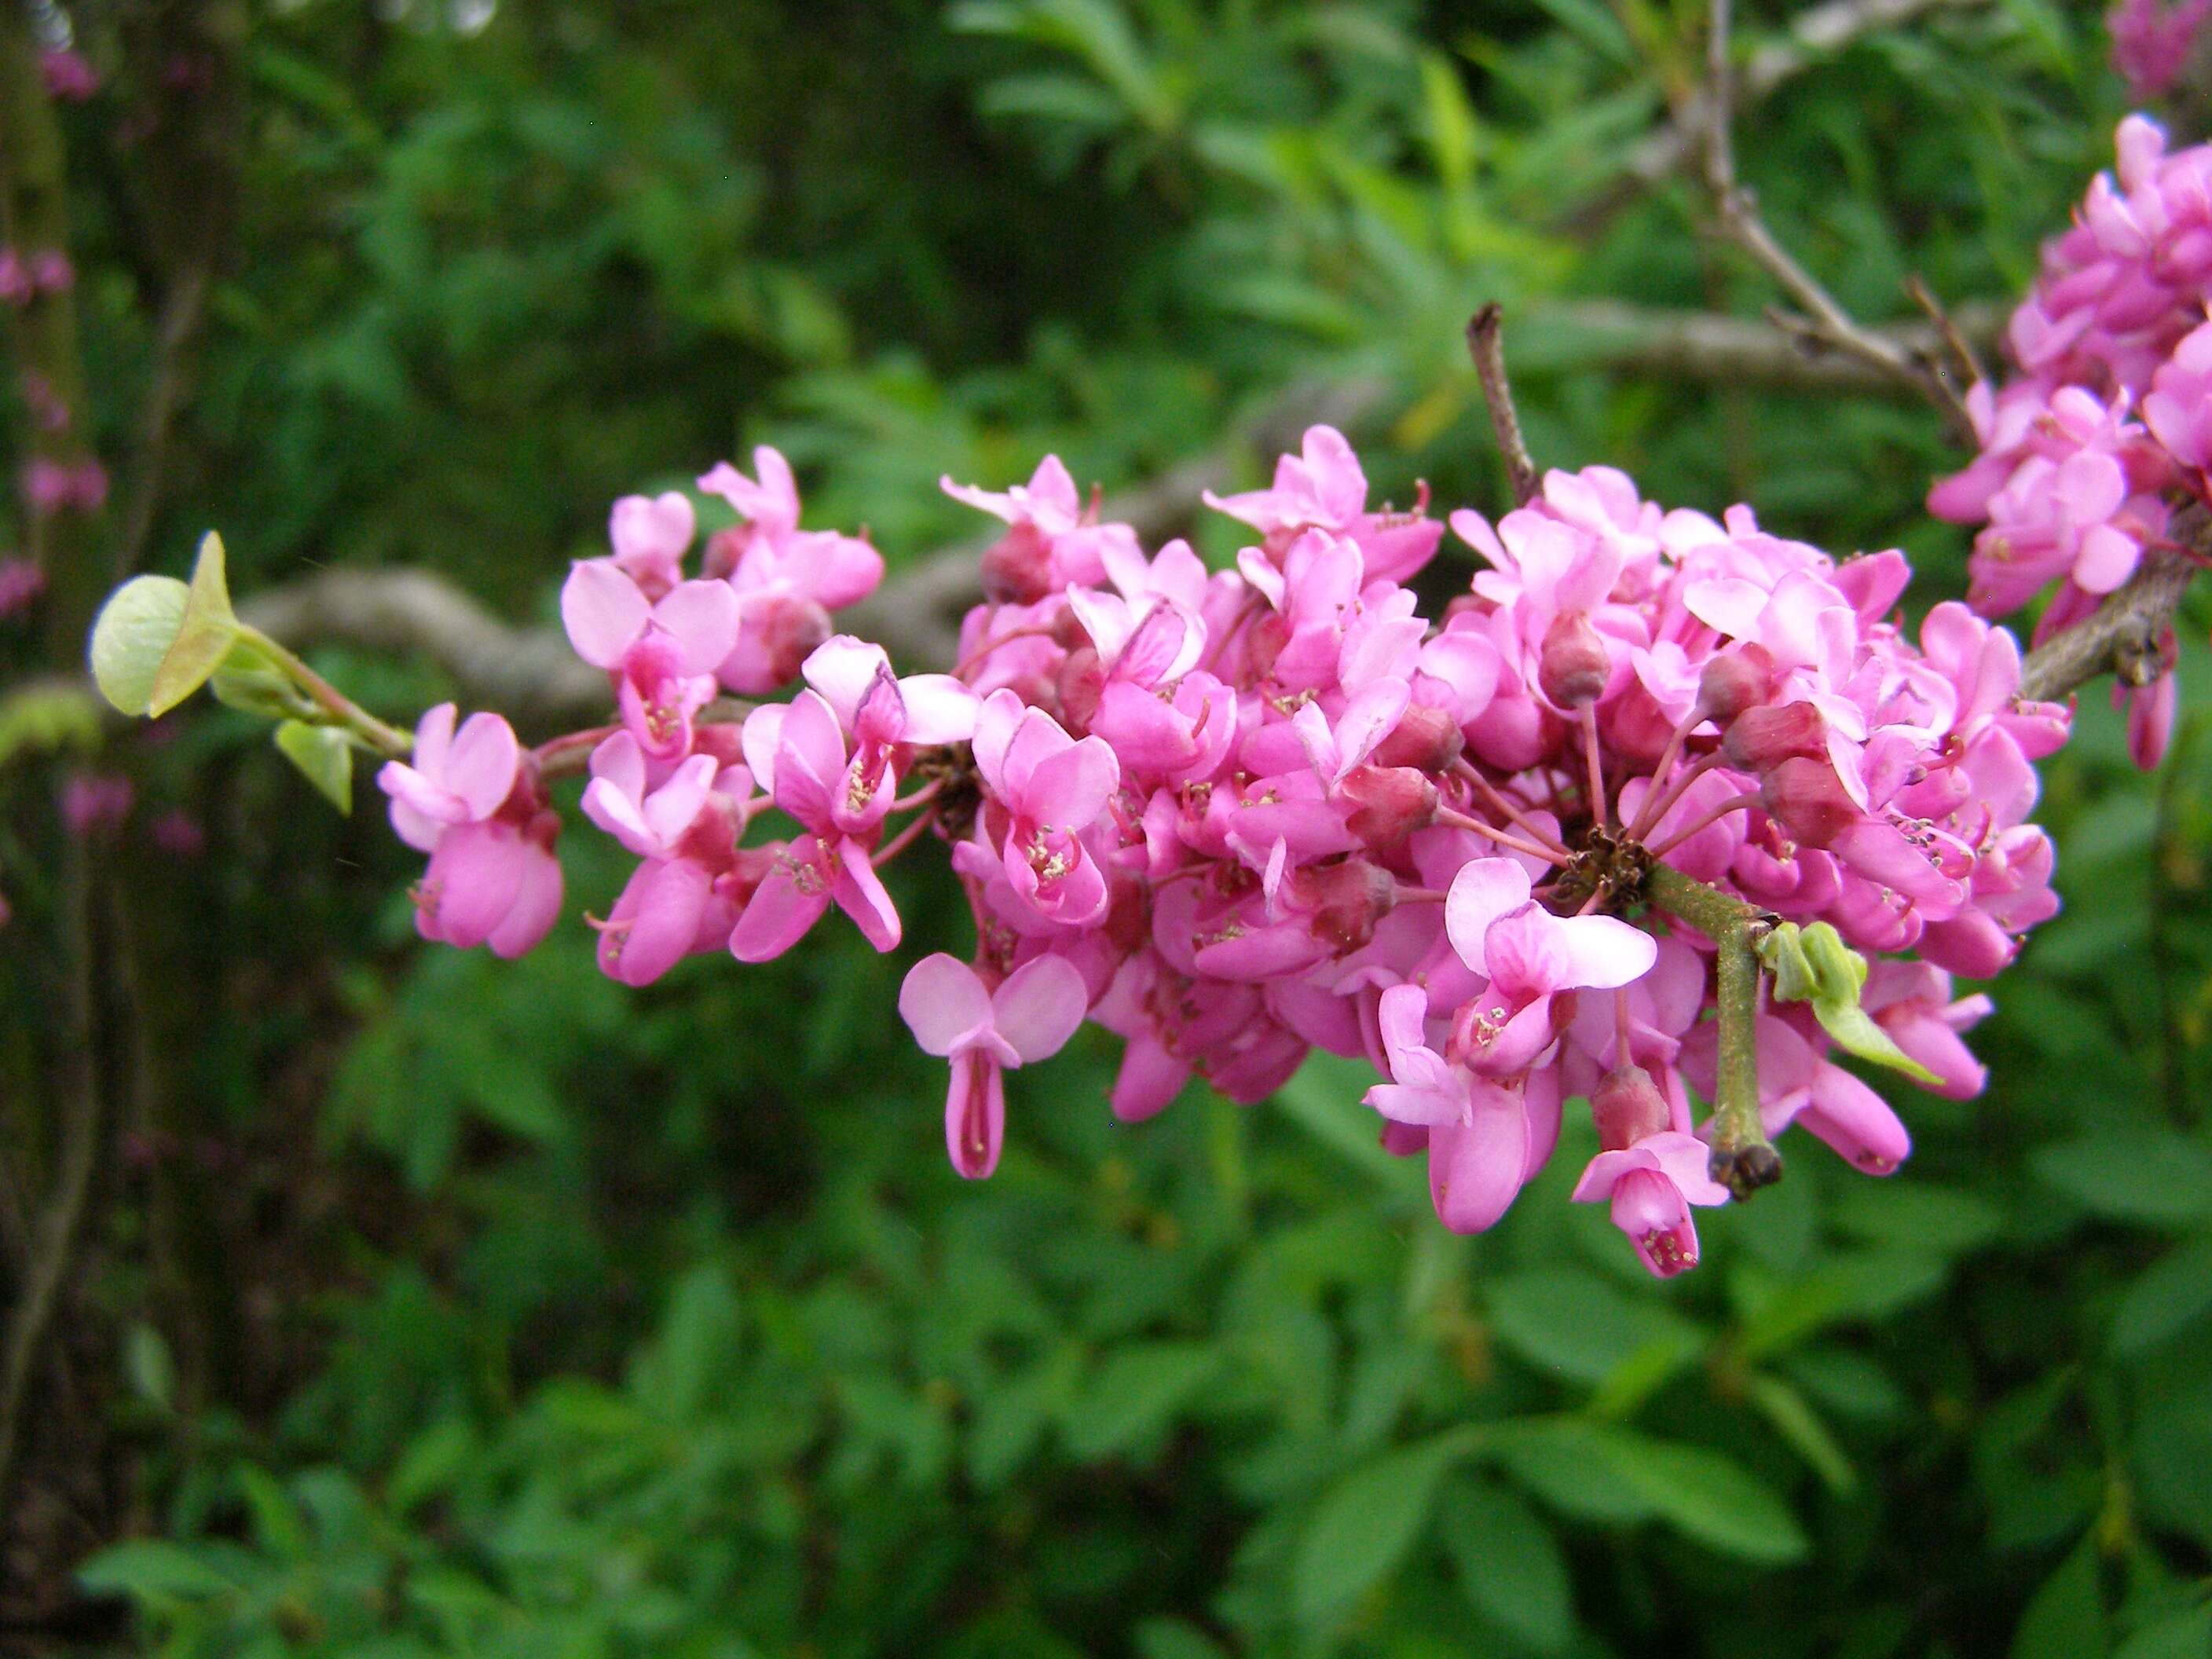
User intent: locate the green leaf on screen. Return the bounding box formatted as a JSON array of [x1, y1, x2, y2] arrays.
[[1438, 1475, 1573, 1652], [2031, 1134, 2212, 1226], [1760, 922, 1938, 1084], [2110, 1236, 2212, 1357], [0, 682, 101, 767], [1062, 1342, 1218, 1460], [123, 1322, 176, 1414], [274, 720, 354, 812], [89, 576, 190, 716], [1133, 1619, 1232, 1659], [2011, 1533, 2108, 1659], [2115, 1602, 2212, 1659], [1485, 1265, 1705, 1388], [76, 1539, 236, 1601], [146, 532, 241, 717], [1587, 1426, 1809, 1564], [1294, 1434, 1462, 1623], [1743, 1372, 1856, 1494]]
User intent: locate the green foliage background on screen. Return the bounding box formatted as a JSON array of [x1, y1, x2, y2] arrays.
[[9, 0, 2212, 1654]]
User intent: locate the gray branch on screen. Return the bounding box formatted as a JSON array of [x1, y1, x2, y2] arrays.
[[2018, 506, 2206, 704]]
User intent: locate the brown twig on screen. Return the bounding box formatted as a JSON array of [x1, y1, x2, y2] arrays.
[[1467, 305, 1540, 507], [1578, 0, 1989, 229], [1697, 0, 1974, 430], [2018, 507, 2207, 704]]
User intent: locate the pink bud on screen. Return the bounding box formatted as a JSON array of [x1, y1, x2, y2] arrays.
[[979, 523, 1055, 604], [1538, 611, 1610, 709], [1591, 1066, 1669, 1151], [1056, 646, 1104, 731], [1290, 857, 1394, 952], [1697, 644, 1775, 723], [700, 527, 745, 580], [1371, 703, 1463, 773], [1760, 756, 1859, 848], [1340, 764, 1437, 849], [756, 595, 833, 688], [1723, 701, 1826, 771]]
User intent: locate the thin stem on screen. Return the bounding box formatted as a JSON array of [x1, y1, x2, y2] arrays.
[[1646, 789, 1762, 858], [1436, 805, 1575, 867], [1453, 760, 1570, 852], [533, 725, 619, 778], [953, 623, 1056, 681], [889, 777, 944, 814], [238, 626, 414, 757], [1467, 305, 1540, 507], [873, 807, 941, 867], [1626, 747, 1727, 841], [1643, 862, 1780, 1199], [1579, 703, 1610, 830]]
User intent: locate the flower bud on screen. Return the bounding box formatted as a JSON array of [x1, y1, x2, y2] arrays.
[[1723, 701, 1826, 772], [1538, 611, 1610, 709], [1760, 756, 1859, 848], [1591, 1064, 1670, 1152], [979, 523, 1055, 604], [1291, 857, 1395, 953], [1057, 646, 1104, 731], [1340, 764, 1437, 849], [756, 595, 833, 688], [1371, 702, 1463, 773], [1697, 644, 1775, 723]]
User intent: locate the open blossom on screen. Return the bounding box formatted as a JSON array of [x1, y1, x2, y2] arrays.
[[701, 447, 884, 693], [899, 952, 1088, 1177], [379, 705, 561, 958], [561, 560, 741, 760], [378, 417, 2075, 1280]]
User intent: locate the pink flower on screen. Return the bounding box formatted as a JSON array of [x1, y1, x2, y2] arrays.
[[561, 559, 741, 760], [699, 447, 884, 693], [1572, 1130, 1730, 1277], [0, 558, 45, 619], [1206, 424, 1443, 584], [942, 455, 1139, 602], [608, 491, 696, 599], [60, 772, 132, 838], [1444, 858, 1657, 1074], [972, 689, 1119, 928], [899, 952, 1090, 1177], [41, 48, 98, 101], [378, 705, 562, 958], [581, 731, 759, 985], [2110, 0, 2212, 97]]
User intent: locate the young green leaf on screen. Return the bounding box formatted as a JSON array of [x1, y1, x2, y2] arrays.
[[274, 720, 355, 812], [88, 575, 190, 716], [1294, 1434, 1463, 1623], [145, 532, 242, 717]]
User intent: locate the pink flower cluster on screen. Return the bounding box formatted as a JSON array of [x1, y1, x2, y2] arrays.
[[380, 429, 2073, 1279], [2109, 0, 2211, 98], [0, 248, 74, 306], [1932, 116, 2212, 764]]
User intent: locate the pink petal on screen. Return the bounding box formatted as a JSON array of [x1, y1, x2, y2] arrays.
[[895, 675, 980, 745], [729, 843, 833, 961], [1024, 735, 1119, 829], [602, 859, 710, 987], [899, 953, 995, 1057], [1111, 1035, 1189, 1123], [561, 559, 649, 668], [1298, 425, 1368, 524], [1426, 1088, 1529, 1232], [1553, 914, 1658, 991], [1445, 858, 1533, 974], [445, 712, 521, 821], [991, 953, 1090, 1064], [1366, 1082, 1467, 1128], [412, 702, 458, 776], [488, 846, 562, 959], [419, 823, 526, 950], [831, 837, 902, 951], [740, 704, 786, 794], [801, 634, 892, 730], [945, 1051, 1006, 1179], [653, 580, 743, 676]]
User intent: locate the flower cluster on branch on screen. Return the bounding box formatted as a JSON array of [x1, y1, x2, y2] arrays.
[[1934, 115, 2212, 764], [364, 420, 2078, 1280]]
